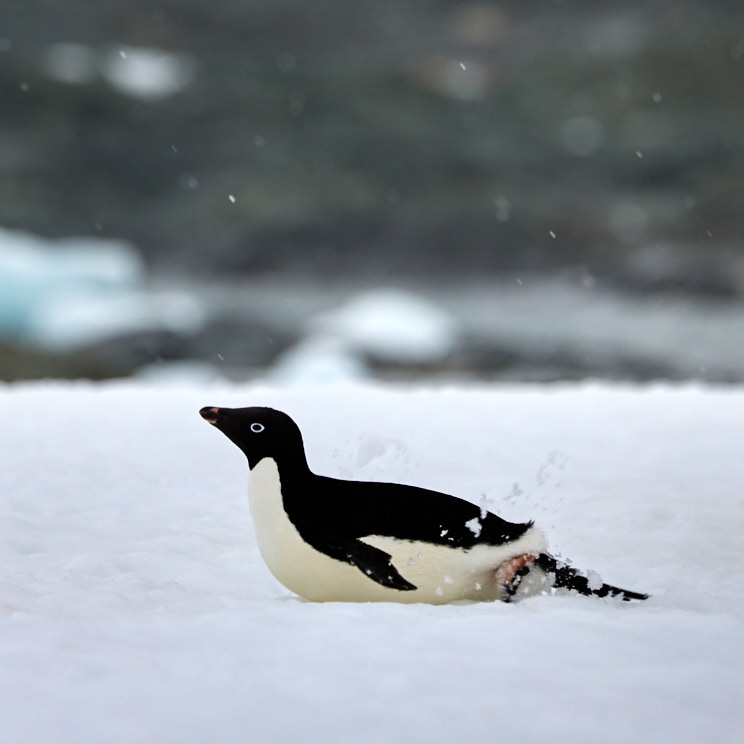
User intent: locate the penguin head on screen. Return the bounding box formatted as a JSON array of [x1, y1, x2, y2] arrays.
[[200, 406, 308, 470]]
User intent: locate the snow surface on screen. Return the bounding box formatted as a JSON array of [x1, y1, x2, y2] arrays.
[[1, 380, 742, 744]]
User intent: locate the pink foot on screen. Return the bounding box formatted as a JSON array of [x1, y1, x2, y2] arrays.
[[496, 553, 537, 601]]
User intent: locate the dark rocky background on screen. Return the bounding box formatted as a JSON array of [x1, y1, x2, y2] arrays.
[[1, 0, 743, 382]]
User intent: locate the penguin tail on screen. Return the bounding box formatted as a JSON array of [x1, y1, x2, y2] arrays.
[[503, 553, 648, 602]]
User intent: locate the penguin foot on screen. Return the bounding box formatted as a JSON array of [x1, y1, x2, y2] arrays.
[[496, 553, 538, 602]]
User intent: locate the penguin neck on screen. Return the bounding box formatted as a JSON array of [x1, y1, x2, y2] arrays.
[[250, 452, 313, 486]]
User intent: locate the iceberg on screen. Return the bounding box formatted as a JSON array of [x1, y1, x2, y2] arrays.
[[0, 227, 203, 350]]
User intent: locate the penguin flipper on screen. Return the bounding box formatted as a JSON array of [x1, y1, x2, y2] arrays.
[[325, 538, 418, 592]]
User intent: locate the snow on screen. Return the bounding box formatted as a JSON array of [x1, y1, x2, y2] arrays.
[[270, 334, 368, 383], [1, 380, 742, 744], [28, 289, 204, 349], [269, 289, 458, 383], [309, 289, 458, 364]]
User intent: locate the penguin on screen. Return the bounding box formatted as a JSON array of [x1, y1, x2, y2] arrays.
[[200, 405, 648, 604]]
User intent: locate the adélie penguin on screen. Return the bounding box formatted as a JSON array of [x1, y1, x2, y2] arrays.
[[200, 405, 648, 604]]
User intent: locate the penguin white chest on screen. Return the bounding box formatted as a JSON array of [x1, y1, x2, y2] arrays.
[[247, 458, 372, 601]]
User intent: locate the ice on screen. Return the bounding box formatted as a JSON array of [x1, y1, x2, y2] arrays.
[[269, 289, 458, 382], [27, 288, 205, 349], [0, 381, 742, 743], [310, 289, 458, 364], [0, 227, 204, 349], [269, 334, 367, 383], [0, 227, 142, 338]]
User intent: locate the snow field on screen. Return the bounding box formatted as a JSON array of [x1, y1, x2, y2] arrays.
[[1, 381, 742, 743]]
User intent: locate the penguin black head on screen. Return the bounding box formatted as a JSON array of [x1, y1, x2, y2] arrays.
[[200, 406, 308, 471]]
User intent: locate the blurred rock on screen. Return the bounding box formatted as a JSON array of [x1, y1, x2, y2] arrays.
[[621, 243, 744, 298], [0, 338, 142, 381]]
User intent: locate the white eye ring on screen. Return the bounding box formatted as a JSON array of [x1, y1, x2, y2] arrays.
[[250, 423, 265, 433]]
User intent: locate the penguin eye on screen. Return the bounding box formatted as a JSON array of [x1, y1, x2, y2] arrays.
[[250, 423, 265, 433]]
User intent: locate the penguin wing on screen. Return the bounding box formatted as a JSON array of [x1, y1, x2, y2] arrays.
[[324, 537, 417, 591]]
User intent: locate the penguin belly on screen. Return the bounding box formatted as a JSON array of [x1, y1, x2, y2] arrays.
[[247, 458, 547, 604]]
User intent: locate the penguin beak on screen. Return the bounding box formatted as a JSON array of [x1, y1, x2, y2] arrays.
[[199, 406, 222, 425]]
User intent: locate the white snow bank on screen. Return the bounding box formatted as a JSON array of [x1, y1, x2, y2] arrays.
[[0, 381, 742, 744], [270, 288, 459, 383], [28, 289, 204, 349], [270, 334, 368, 383], [310, 289, 458, 364]]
